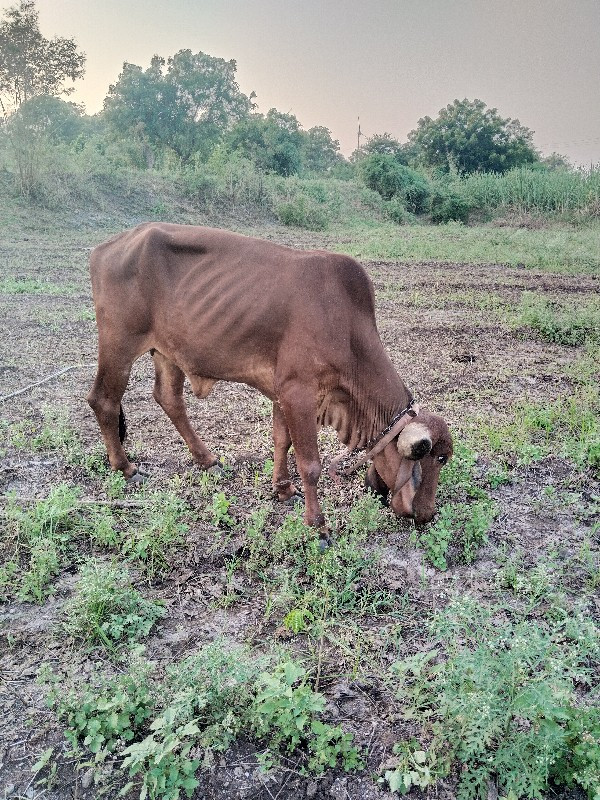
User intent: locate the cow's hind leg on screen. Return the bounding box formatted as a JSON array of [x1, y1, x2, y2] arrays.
[[272, 401, 300, 502], [152, 350, 218, 469], [88, 358, 138, 479]]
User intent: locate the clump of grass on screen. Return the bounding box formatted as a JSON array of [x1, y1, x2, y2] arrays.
[[415, 442, 497, 570], [63, 559, 165, 649], [2, 484, 82, 601], [478, 388, 600, 474], [120, 490, 189, 578], [0, 276, 65, 294], [515, 291, 600, 346], [243, 495, 393, 628]]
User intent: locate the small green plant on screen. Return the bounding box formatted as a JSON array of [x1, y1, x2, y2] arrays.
[[121, 491, 189, 577], [0, 276, 64, 294], [31, 406, 81, 457], [44, 656, 155, 762], [515, 291, 600, 346], [208, 490, 235, 528], [250, 661, 362, 773], [3, 484, 82, 601], [382, 740, 441, 795], [103, 470, 126, 499], [63, 560, 165, 648]]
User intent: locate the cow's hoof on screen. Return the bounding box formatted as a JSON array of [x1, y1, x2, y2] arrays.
[[126, 470, 147, 486], [206, 463, 224, 477], [318, 536, 330, 553], [284, 492, 304, 507]]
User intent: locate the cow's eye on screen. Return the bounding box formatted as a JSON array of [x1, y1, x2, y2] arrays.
[[437, 455, 448, 465]]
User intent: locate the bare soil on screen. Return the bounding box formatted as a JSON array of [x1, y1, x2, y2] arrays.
[[0, 217, 598, 800]]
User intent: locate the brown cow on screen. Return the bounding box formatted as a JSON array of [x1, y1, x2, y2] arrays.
[[87, 223, 452, 528]]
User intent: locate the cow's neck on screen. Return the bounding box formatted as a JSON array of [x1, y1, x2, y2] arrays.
[[319, 353, 411, 451]]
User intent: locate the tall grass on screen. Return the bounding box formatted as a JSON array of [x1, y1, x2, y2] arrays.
[[459, 167, 600, 216]]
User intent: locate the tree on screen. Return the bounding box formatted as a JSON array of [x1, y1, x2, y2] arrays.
[[362, 132, 406, 161], [13, 94, 85, 143], [0, 0, 85, 115], [103, 50, 254, 164], [408, 98, 538, 173], [301, 126, 341, 173], [226, 109, 304, 176]]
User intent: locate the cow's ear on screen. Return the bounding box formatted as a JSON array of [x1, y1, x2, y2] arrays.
[[397, 421, 432, 460]]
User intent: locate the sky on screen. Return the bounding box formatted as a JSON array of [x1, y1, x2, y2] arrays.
[[5, 0, 600, 165]]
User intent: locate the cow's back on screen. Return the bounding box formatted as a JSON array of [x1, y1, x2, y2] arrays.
[[90, 223, 378, 391]]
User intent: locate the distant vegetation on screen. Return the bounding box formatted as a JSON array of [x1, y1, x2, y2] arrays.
[[1, 0, 599, 232]]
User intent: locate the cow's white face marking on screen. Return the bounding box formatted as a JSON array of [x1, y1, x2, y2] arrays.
[[396, 422, 432, 459]]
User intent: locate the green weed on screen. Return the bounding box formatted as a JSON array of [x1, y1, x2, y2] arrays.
[[207, 490, 235, 528], [120, 491, 189, 578], [3, 484, 82, 601], [479, 389, 600, 473], [387, 598, 600, 800], [515, 291, 600, 346], [418, 442, 496, 569], [63, 559, 165, 649], [45, 644, 361, 799]]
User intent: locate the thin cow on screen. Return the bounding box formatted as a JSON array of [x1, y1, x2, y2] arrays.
[[88, 223, 452, 527]]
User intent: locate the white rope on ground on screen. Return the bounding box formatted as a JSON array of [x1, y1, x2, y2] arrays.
[[0, 363, 96, 403]]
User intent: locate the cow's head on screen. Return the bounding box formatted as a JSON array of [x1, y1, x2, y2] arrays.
[[367, 410, 453, 524]]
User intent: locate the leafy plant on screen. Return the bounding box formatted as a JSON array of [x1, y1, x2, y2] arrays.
[[44, 643, 361, 799], [208, 490, 235, 528], [387, 598, 600, 799], [250, 661, 362, 773]]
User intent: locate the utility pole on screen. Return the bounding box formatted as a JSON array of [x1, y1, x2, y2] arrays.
[[357, 117, 363, 155]]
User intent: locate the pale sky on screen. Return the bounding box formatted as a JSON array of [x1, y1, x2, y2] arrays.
[[6, 0, 600, 164]]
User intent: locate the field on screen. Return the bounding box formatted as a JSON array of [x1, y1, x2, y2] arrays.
[[1, 198, 599, 800]]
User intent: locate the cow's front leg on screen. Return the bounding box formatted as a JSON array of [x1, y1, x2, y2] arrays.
[[277, 384, 324, 528]]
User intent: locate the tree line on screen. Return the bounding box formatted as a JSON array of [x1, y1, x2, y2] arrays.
[[1, 0, 570, 182]]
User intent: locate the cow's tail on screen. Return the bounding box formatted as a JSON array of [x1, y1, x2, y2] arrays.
[[119, 404, 127, 443]]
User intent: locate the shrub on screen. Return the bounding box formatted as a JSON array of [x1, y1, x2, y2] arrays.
[[385, 197, 412, 224], [359, 154, 431, 213], [430, 188, 470, 223], [274, 194, 328, 230]]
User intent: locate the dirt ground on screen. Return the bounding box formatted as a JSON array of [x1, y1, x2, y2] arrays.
[[0, 217, 598, 799]]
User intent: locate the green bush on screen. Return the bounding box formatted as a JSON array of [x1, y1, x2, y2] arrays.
[[359, 154, 431, 213], [430, 188, 470, 223], [274, 194, 328, 230], [385, 197, 413, 224]]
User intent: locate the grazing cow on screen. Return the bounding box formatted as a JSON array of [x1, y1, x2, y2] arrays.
[[87, 223, 452, 528]]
